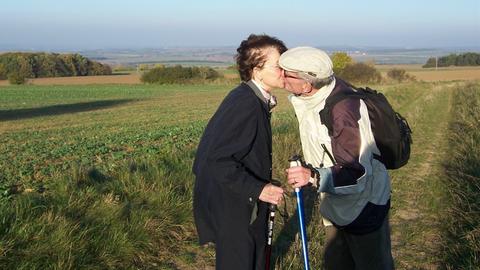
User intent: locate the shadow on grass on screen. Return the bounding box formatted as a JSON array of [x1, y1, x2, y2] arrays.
[[272, 188, 318, 265], [0, 99, 137, 121]]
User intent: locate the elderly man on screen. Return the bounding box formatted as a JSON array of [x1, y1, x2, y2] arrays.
[[280, 47, 394, 270]]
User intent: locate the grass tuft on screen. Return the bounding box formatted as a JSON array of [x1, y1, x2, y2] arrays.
[[441, 82, 480, 269]]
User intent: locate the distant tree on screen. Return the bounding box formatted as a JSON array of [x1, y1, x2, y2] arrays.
[[0, 52, 111, 78], [61, 54, 77, 76], [38, 54, 57, 77], [0, 63, 6, 80], [423, 52, 480, 68], [387, 68, 416, 82], [443, 54, 457, 66], [331, 52, 353, 75], [457, 52, 479, 66], [141, 65, 220, 84], [195, 66, 220, 80], [74, 54, 89, 76], [87, 61, 112, 76], [339, 62, 382, 84], [16, 54, 34, 78], [29, 53, 41, 77], [8, 71, 26, 85], [423, 57, 437, 68]]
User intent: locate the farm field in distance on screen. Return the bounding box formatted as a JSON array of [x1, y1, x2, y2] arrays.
[[0, 74, 479, 269], [1, 65, 480, 86], [376, 64, 480, 82]]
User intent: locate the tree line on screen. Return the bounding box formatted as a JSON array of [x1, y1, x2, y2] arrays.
[[331, 52, 415, 83], [0, 52, 112, 82], [423, 52, 480, 68], [141, 65, 220, 84]]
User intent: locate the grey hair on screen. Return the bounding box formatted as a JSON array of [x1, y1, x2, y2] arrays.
[[298, 72, 335, 89]]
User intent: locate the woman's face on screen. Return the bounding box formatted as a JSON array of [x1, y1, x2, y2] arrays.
[[253, 47, 284, 92]]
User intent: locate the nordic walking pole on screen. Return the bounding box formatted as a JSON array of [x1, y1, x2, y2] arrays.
[[289, 155, 310, 270], [265, 202, 276, 270], [265, 179, 281, 270]]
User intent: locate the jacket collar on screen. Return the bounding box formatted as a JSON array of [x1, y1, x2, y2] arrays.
[[245, 80, 276, 111], [246, 80, 268, 103]]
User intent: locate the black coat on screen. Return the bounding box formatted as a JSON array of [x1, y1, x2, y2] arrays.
[[192, 81, 273, 245]]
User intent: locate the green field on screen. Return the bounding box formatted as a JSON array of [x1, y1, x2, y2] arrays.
[[1, 81, 479, 269]]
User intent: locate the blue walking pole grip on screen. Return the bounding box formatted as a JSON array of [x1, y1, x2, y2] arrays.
[[290, 156, 310, 270]]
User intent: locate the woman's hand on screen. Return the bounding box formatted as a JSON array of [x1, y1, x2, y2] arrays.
[[258, 184, 284, 205]]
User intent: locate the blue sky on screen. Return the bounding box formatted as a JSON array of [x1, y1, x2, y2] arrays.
[[1, 0, 479, 50]]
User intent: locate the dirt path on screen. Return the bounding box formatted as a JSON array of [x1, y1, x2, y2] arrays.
[[389, 83, 455, 269], [174, 81, 459, 269]]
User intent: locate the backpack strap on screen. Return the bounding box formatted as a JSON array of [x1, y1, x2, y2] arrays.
[[319, 90, 364, 136], [319, 91, 384, 163]]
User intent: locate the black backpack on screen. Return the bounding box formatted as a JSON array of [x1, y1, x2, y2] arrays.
[[319, 81, 412, 169]]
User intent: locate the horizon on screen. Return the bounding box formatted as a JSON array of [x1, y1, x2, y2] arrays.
[[2, 45, 480, 66], [1, 0, 479, 51], [2, 44, 480, 53]]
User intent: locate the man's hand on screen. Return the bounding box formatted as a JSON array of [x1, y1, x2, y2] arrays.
[[286, 166, 311, 189], [258, 184, 284, 205]]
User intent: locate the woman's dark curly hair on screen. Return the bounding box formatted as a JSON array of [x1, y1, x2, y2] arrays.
[[235, 34, 287, 81]]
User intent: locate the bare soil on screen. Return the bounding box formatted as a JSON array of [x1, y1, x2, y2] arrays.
[[0, 73, 141, 86]]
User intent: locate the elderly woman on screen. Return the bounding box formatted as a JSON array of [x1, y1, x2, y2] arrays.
[[193, 34, 287, 270]]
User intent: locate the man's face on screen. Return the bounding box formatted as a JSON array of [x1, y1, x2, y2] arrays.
[[283, 71, 313, 96]]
